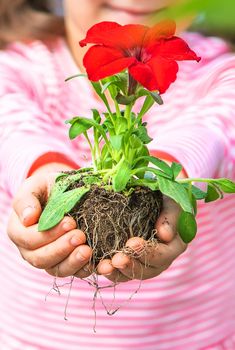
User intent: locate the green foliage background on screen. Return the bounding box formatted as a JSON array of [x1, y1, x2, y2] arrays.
[[153, 0, 235, 40]]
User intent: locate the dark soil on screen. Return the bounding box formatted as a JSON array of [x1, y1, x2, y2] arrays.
[[69, 181, 163, 265]]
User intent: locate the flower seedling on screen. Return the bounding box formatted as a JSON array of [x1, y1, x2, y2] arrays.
[[38, 20, 235, 266]]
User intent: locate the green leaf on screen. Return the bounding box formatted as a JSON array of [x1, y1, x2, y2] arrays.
[[130, 178, 159, 191], [182, 183, 207, 200], [132, 146, 150, 179], [52, 172, 81, 194], [190, 194, 197, 215], [91, 81, 112, 113], [67, 118, 92, 139], [133, 156, 173, 177], [110, 135, 123, 151], [133, 166, 171, 179], [116, 72, 128, 94], [205, 184, 221, 202], [101, 80, 123, 98], [211, 178, 235, 193], [133, 124, 153, 144], [149, 91, 163, 105], [116, 118, 128, 134], [171, 162, 183, 179], [68, 116, 107, 141], [103, 118, 114, 133], [137, 95, 155, 120], [100, 144, 112, 169], [38, 186, 90, 231], [157, 176, 193, 213], [129, 134, 143, 149], [116, 93, 136, 105], [92, 109, 101, 124], [82, 176, 100, 186], [55, 172, 69, 183], [65, 73, 87, 82], [112, 159, 131, 192], [177, 211, 197, 243]]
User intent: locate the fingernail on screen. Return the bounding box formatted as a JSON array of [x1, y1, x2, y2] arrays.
[[76, 250, 86, 261], [83, 265, 90, 272], [22, 207, 33, 222], [163, 222, 173, 234], [70, 236, 81, 246], [63, 221, 74, 231]]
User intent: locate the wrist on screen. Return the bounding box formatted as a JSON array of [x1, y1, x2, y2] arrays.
[[27, 152, 78, 177], [31, 162, 74, 176]]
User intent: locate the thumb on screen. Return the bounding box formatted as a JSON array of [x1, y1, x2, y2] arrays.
[[12, 175, 48, 227], [155, 196, 181, 243]]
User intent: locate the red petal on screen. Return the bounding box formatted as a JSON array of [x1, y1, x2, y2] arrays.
[[83, 46, 136, 81], [128, 62, 158, 91], [147, 57, 179, 93], [79, 21, 121, 47], [144, 20, 176, 47], [153, 36, 201, 61], [80, 22, 148, 51], [115, 24, 148, 49]]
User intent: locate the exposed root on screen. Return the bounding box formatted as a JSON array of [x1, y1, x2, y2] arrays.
[[45, 179, 163, 327], [70, 185, 163, 267]]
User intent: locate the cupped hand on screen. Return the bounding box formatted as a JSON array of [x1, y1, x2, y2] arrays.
[[7, 164, 93, 279], [96, 196, 187, 282]]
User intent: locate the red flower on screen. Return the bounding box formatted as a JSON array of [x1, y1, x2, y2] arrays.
[[79, 20, 201, 94]]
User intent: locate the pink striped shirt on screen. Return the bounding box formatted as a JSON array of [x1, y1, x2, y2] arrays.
[[0, 33, 235, 350]]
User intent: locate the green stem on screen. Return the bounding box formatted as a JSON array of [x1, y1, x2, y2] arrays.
[[124, 103, 133, 128], [188, 181, 192, 203], [108, 112, 116, 127], [94, 129, 101, 169], [114, 99, 121, 119], [177, 178, 214, 184], [84, 131, 97, 171], [102, 155, 125, 183]]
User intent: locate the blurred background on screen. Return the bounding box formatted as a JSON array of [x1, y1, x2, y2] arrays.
[[153, 0, 235, 42], [49, 0, 235, 42]]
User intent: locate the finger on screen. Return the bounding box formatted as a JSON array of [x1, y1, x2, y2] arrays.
[[111, 235, 186, 280], [96, 259, 115, 275], [156, 196, 181, 242], [7, 211, 77, 250], [19, 229, 87, 269], [73, 262, 94, 279], [96, 259, 130, 283], [112, 252, 164, 280], [12, 174, 55, 226], [125, 236, 187, 268], [46, 245, 92, 278]]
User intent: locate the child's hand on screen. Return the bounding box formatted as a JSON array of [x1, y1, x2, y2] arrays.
[[7, 166, 93, 279], [96, 196, 187, 282]]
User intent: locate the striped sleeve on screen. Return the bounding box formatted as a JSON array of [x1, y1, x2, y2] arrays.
[[150, 54, 235, 179], [0, 50, 75, 195]]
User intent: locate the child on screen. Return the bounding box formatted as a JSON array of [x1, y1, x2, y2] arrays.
[[1, 0, 235, 349]]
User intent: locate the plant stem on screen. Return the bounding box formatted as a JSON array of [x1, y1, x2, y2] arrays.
[[114, 99, 121, 119], [124, 103, 133, 128], [177, 178, 213, 184], [102, 155, 125, 183], [84, 131, 97, 171]]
